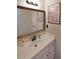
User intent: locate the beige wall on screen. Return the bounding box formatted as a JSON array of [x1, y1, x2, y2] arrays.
[[45, 0, 61, 59], [17, 0, 45, 10]]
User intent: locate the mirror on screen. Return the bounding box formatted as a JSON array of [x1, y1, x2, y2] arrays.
[[17, 6, 45, 39]]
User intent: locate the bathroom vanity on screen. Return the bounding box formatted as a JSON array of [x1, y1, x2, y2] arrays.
[[17, 32, 55, 59], [17, 6, 55, 59]]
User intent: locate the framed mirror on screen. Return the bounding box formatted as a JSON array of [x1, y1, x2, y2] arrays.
[[17, 6, 45, 39]]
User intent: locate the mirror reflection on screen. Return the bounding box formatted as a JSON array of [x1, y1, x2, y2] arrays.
[[17, 6, 45, 38]]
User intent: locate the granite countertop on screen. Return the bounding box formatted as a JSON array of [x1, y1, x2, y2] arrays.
[[17, 32, 55, 59]]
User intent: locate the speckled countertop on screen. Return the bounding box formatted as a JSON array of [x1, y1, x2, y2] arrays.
[[17, 32, 55, 59]]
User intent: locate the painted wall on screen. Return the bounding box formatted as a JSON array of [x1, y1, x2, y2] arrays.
[[45, 0, 61, 59], [17, 0, 45, 10]]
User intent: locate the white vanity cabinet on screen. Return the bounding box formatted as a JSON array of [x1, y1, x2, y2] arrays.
[[32, 41, 54, 59]]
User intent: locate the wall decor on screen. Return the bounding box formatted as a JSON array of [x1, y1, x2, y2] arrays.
[[48, 2, 61, 24]]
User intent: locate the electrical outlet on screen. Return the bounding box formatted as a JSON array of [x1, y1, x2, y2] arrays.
[[46, 25, 48, 28]]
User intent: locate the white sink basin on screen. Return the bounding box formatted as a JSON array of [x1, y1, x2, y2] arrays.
[[29, 38, 43, 48]]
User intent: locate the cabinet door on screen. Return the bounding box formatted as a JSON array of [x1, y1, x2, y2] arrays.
[[40, 55, 48, 59], [32, 41, 54, 59], [32, 54, 49, 59], [32, 49, 47, 59], [46, 42, 54, 59]]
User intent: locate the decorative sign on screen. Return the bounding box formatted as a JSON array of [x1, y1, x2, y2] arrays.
[[48, 2, 61, 24]]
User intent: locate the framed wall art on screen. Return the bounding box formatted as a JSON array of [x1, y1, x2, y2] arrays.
[[48, 2, 61, 24]]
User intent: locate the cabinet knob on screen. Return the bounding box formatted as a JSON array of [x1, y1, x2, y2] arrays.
[[47, 55, 49, 59], [47, 55, 48, 56]]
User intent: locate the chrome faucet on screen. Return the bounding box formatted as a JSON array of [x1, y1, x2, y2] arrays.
[[36, 33, 41, 39], [38, 34, 41, 39], [31, 33, 41, 41]]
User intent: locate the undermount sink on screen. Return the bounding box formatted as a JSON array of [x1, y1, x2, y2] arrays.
[[29, 38, 43, 48], [29, 34, 47, 48]]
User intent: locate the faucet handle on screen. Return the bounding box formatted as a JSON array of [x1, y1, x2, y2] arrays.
[[31, 35, 37, 41]]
